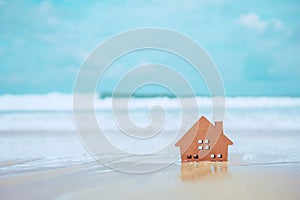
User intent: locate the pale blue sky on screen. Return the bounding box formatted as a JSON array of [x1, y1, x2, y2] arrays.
[[0, 0, 299, 96]]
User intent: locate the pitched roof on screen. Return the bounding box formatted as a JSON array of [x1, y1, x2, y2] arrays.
[[175, 116, 233, 147], [175, 116, 210, 146]]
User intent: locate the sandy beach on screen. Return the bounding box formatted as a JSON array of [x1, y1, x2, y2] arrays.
[[1, 130, 300, 200], [1, 155, 299, 200]]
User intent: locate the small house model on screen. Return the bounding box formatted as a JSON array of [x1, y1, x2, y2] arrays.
[[175, 116, 233, 162]]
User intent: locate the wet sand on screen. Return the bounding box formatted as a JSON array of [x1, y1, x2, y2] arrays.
[[70, 163, 300, 200], [1, 156, 300, 200], [1, 130, 300, 200]]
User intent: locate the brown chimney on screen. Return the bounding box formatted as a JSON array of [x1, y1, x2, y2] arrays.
[[215, 121, 223, 129]]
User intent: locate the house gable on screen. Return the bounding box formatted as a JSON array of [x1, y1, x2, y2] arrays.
[[175, 116, 211, 147]]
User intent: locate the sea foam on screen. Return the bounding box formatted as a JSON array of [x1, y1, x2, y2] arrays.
[[0, 93, 299, 131]]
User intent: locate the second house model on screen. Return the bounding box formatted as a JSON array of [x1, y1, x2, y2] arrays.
[[175, 116, 233, 162]]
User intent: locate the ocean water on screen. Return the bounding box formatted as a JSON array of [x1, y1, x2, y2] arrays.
[[0, 93, 300, 132], [0, 93, 300, 174]]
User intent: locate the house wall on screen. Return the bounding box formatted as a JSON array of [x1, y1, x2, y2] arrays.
[[180, 139, 229, 162]]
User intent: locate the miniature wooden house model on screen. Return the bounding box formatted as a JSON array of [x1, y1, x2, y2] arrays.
[[175, 116, 233, 162]]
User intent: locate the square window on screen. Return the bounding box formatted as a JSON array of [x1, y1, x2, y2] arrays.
[[204, 139, 210, 144], [210, 154, 215, 158], [198, 140, 203, 144], [217, 154, 222, 158], [198, 146, 203, 150], [205, 146, 210, 150]]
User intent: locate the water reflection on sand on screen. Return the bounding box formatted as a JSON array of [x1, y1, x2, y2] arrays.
[[181, 161, 228, 181]]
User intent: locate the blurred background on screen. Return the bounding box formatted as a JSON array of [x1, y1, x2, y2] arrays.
[[1, 1, 300, 199], [0, 0, 299, 96], [1, 0, 300, 134], [1, 0, 300, 161]]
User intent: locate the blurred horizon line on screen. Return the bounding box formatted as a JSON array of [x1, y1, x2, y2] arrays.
[[0, 91, 300, 98]]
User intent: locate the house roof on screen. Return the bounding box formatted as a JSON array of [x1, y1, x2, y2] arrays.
[[175, 116, 233, 147]]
